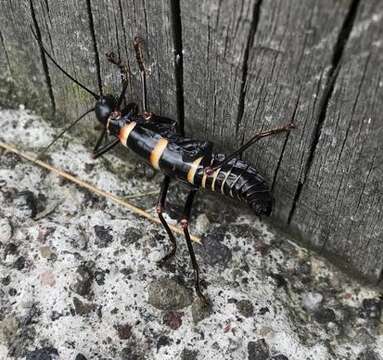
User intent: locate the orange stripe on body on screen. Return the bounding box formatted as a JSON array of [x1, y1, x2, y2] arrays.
[[150, 138, 168, 170], [187, 156, 204, 185], [201, 172, 208, 188], [211, 169, 221, 191], [118, 122, 136, 145]]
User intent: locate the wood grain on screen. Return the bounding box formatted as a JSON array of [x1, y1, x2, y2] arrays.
[[0, 0, 381, 282]]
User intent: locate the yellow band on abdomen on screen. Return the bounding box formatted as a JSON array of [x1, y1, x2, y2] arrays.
[[150, 138, 168, 170], [118, 122, 136, 145], [187, 156, 204, 185]]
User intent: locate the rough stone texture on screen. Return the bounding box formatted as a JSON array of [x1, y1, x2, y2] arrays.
[[148, 278, 193, 310], [0, 0, 381, 282], [0, 109, 383, 358]]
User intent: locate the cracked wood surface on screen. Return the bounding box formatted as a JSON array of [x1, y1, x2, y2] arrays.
[[0, 0, 382, 282]]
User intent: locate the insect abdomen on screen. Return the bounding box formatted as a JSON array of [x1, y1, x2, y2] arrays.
[[195, 154, 273, 216]]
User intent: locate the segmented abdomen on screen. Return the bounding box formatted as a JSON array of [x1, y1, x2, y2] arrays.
[[117, 121, 272, 215], [194, 154, 273, 216]]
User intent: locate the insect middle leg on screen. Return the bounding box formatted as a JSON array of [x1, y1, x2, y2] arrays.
[[133, 36, 148, 112], [156, 175, 177, 265], [180, 190, 209, 305]]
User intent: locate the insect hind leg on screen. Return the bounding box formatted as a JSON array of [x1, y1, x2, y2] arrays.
[[156, 176, 178, 266], [180, 190, 209, 305]]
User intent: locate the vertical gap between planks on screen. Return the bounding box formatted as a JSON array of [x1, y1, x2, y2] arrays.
[[169, 0, 185, 137], [235, 0, 264, 135], [86, 0, 103, 97], [287, 0, 361, 225], [29, 0, 56, 114]]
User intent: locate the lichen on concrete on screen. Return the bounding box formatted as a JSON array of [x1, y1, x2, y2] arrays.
[[0, 108, 382, 360]]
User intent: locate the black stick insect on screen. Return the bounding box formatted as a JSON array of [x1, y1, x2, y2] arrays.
[[32, 31, 294, 305]]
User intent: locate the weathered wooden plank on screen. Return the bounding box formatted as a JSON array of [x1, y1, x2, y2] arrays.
[[181, 0, 255, 141], [180, 0, 354, 222], [0, 0, 49, 111], [1, 0, 176, 139], [291, 0, 383, 281]]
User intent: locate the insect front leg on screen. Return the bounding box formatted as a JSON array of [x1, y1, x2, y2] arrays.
[[156, 176, 178, 266], [105, 51, 132, 111], [180, 190, 209, 305]]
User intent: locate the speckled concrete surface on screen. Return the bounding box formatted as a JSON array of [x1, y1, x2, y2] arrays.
[[0, 108, 382, 360]]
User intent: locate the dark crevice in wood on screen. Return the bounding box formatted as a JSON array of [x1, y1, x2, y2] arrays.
[[271, 92, 300, 191], [113, 11, 121, 65], [29, 0, 56, 114], [117, 0, 133, 95], [0, 30, 12, 76], [378, 267, 383, 286], [170, 0, 185, 137], [40, 0, 54, 55], [287, 0, 361, 225], [43, 0, 50, 14], [235, 0, 263, 135], [142, 0, 149, 38], [86, 0, 103, 97]]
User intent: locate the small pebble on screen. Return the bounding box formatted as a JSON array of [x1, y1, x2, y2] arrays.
[[314, 308, 336, 324], [248, 339, 269, 360], [236, 299, 254, 318], [163, 311, 183, 330], [25, 347, 59, 360], [94, 225, 113, 248], [1, 275, 11, 286], [115, 323, 132, 340], [181, 348, 199, 360], [148, 278, 192, 310], [359, 298, 382, 320], [302, 292, 323, 312], [70, 264, 94, 297], [194, 213, 210, 235], [73, 297, 97, 315], [75, 355, 87, 360], [13, 256, 26, 270], [197, 233, 232, 267], [156, 335, 172, 351], [13, 190, 37, 219], [0, 218, 12, 242]]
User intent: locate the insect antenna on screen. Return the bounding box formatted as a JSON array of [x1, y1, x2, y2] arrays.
[[37, 107, 95, 159], [30, 26, 99, 100]]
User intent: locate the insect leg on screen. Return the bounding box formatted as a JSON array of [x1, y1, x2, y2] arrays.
[[106, 51, 131, 81], [156, 176, 177, 266], [30, 26, 99, 99], [205, 122, 295, 174], [105, 52, 131, 111], [92, 138, 119, 159], [180, 190, 209, 305], [133, 36, 147, 112], [93, 128, 107, 153], [37, 107, 95, 159]]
